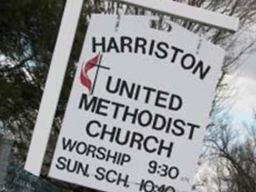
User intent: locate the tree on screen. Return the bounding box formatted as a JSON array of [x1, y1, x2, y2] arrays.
[[196, 121, 256, 192]]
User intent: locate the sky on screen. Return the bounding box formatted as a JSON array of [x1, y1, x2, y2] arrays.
[[193, 55, 256, 191], [227, 54, 256, 131], [193, 58, 256, 191], [212, 24, 256, 138]]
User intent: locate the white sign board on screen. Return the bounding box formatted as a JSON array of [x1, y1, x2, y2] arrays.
[[49, 14, 224, 192]]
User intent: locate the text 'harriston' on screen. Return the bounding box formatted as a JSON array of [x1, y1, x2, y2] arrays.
[[92, 36, 211, 80]]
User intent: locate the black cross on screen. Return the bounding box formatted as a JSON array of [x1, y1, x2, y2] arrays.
[[91, 54, 110, 95]]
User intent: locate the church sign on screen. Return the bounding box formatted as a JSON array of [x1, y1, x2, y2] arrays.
[[48, 14, 224, 192]]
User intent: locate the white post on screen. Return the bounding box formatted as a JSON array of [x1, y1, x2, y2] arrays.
[[113, 0, 239, 32], [24, 0, 84, 176]]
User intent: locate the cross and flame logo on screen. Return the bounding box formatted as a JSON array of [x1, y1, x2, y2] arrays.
[[80, 53, 110, 94], [80, 53, 100, 92]]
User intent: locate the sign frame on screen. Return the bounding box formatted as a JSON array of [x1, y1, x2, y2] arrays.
[[112, 0, 239, 32], [25, 0, 239, 177]]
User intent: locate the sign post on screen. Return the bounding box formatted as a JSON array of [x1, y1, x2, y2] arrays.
[[48, 15, 225, 192], [24, 0, 84, 176]]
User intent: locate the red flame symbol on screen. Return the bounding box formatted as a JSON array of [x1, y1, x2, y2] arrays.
[[80, 54, 100, 92]]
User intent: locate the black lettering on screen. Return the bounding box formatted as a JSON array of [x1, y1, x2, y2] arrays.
[[95, 98, 110, 116], [92, 37, 105, 52], [107, 37, 120, 52], [138, 110, 152, 127], [115, 128, 130, 145], [96, 147, 107, 160], [111, 101, 125, 119], [135, 37, 147, 54], [106, 76, 120, 94], [78, 94, 97, 112], [122, 106, 138, 124], [116, 173, 130, 187], [148, 40, 156, 56], [120, 80, 136, 99], [158, 140, 174, 158], [169, 94, 183, 111], [85, 120, 101, 137], [155, 42, 169, 59], [181, 53, 196, 69], [62, 137, 77, 152], [121, 36, 133, 52], [165, 117, 173, 133], [152, 114, 166, 131], [193, 60, 211, 80], [187, 123, 200, 140], [86, 144, 97, 158], [106, 150, 118, 164], [100, 124, 116, 142], [106, 170, 117, 183], [172, 119, 185, 136], [95, 167, 105, 180], [130, 132, 143, 150], [143, 86, 156, 103], [155, 90, 168, 108], [143, 136, 158, 153], [170, 46, 184, 63], [66, 158, 78, 172], [120, 154, 131, 166], [56, 156, 66, 170], [134, 85, 141, 101], [76, 142, 87, 155]]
